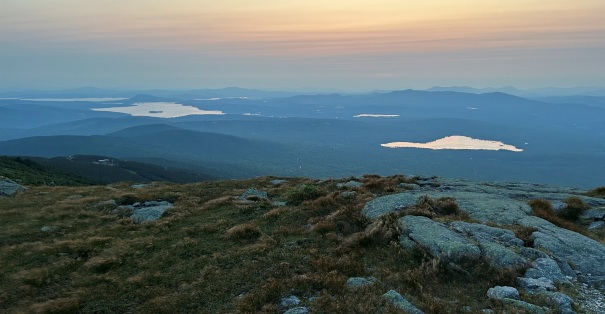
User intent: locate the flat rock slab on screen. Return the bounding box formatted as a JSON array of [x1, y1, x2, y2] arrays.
[[452, 221, 527, 268], [524, 258, 569, 284], [363, 178, 605, 286], [363, 191, 532, 225], [399, 215, 481, 261], [526, 222, 605, 278]]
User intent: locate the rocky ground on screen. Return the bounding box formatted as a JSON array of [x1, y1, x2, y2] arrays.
[[363, 177, 605, 313], [2, 174, 604, 313]]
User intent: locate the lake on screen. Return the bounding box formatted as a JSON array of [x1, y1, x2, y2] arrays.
[[92, 102, 225, 118], [382, 135, 523, 152]]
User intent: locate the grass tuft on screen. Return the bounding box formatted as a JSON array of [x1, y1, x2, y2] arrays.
[[285, 184, 325, 205], [585, 186, 605, 198], [528, 199, 592, 237], [559, 197, 590, 220], [226, 223, 262, 242]]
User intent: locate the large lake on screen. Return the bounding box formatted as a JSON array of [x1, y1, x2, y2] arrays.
[[382, 135, 523, 152], [92, 102, 224, 118]]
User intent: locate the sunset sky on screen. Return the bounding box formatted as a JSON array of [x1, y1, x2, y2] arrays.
[[1, 0, 604, 91]]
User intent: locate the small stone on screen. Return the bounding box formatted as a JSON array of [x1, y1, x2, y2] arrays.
[[239, 188, 269, 201], [283, 307, 309, 314], [383, 290, 424, 314], [487, 286, 520, 300], [40, 226, 59, 233], [337, 180, 363, 188], [131, 184, 151, 189], [339, 191, 357, 199], [270, 179, 288, 186], [500, 298, 547, 314], [516, 277, 556, 293], [280, 295, 300, 308], [346, 277, 375, 288]]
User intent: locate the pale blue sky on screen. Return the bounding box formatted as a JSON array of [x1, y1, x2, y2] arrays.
[[1, 0, 604, 91]]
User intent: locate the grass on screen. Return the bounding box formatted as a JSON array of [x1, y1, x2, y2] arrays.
[[0, 175, 598, 313], [528, 198, 597, 240]]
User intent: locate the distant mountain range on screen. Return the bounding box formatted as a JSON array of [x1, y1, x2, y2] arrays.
[[1, 88, 604, 187], [425, 86, 605, 98], [0, 87, 301, 100]]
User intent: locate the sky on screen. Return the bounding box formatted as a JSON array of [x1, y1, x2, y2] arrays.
[[1, 0, 604, 91]]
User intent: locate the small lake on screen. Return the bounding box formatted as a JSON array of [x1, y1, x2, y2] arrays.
[[382, 135, 523, 152], [21, 97, 128, 102], [353, 114, 400, 118], [92, 102, 224, 118]]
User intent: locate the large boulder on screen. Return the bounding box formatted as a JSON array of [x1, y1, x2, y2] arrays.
[[128, 201, 173, 223], [516, 277, 556, 294], [487, 286, 520, 300], [0, 177, 26, 197]]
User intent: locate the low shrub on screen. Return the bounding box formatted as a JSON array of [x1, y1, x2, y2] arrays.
[[115, 194, 140, 205], [308, 193, 340, 216], [528, 199, 553, 212], [361, 174, 410, 194], [510, 225, 538, 247], [404, 195, 461, 218], [312, 218, 338, 235], [343, 212, 401, 248]]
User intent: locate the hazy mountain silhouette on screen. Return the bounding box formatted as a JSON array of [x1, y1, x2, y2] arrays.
[[1, 88, 604, 187]]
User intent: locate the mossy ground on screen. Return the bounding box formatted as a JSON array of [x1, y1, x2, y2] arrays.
[[1, 175, 599, 313]]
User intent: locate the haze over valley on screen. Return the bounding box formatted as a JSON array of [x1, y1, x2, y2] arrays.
[[1, 87, 604, 188]]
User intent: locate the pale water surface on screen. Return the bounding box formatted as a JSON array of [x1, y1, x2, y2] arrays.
[[382, 135, 523, 152], [353, 114, 400, 118], [92, 102, 224, 118], [21, 98, 128, 102]]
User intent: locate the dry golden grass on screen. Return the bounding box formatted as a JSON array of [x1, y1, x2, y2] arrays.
[[585, 186, 605, 198], [528, 199, 594, 237], [2, 175, 596, 313]]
